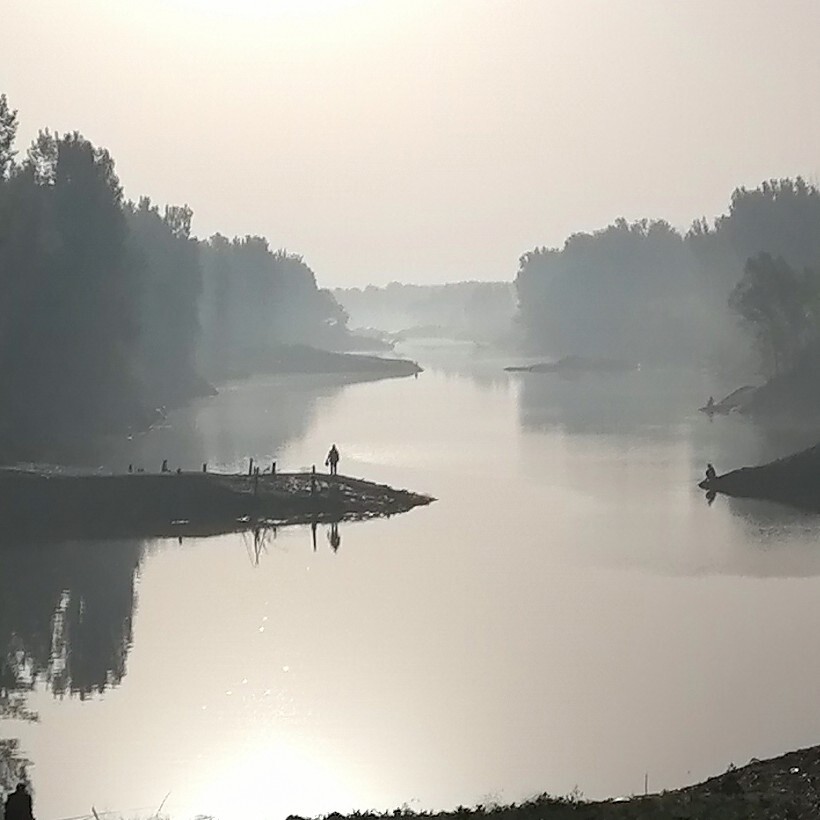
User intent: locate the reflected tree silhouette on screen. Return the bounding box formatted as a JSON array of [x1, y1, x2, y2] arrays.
[[244, 526, 280, 567], [515, 366, 701, 440], [0, 539, 143, 698], [243, 519, 344, 565], [0, 739, 31, 798], [328, 521, 341, 552], [0, 538, 144, 794], [726, 495, 820, 532]]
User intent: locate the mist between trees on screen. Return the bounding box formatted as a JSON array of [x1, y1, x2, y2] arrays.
[[333, 179, 820, 397], [4, 88, 820, 457], [0, 94, 351, 458], [515, 178, 820, 378]]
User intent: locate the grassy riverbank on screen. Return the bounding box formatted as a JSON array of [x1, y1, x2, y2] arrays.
[[296, 744, 820, 820]]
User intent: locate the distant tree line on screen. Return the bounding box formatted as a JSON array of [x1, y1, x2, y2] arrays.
[[335, 280, 516, 342], [0, 94, 350, 456], [515, 178, 820, 375]]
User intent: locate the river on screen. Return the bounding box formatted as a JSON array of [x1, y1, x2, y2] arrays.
[[5, 345, 820, 820]]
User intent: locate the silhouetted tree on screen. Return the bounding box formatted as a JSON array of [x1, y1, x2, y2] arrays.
[[515, 218, 701, 362], [0, 95, 17, 179], [729, 253, 820, 375], [198, 237, 350, 377], [689, 178, 820, 294], [126, 197, 203, 406], [0, 130, 141, 450]]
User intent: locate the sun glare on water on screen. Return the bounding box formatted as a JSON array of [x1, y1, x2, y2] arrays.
[[187, 739, 360, 820]]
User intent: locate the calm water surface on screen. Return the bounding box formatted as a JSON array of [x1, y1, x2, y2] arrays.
[[7, 348, 820, 820]]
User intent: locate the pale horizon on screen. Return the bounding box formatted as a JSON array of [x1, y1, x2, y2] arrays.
[[6, 0, 820, 286]]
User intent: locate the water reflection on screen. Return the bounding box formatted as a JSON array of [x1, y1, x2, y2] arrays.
[[9, 374, 352, 475], [511, 364, 820, 580], [515, 367, 704, 440], [307, 520, 344, 554], [242, 520, 345, 567], [244, 525, 277, 566], [12, 365, 820, 818], [328, 522, 341, 552], [0, 539, 143, 698], [725, 495, 820, 548], [0, 538, 145, 803], [0, 743, 29, 795], [395, 341, 512, 391]]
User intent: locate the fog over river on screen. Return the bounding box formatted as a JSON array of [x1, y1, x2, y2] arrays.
[[7, 347, 820, 820]]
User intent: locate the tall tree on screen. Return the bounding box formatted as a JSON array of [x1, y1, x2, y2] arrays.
[[514, 218, 700, 361], [126, 197, 203, 405], [0, 94, 17, 179], [0, 130, 141, 449], [688, 178, 820, 294], [729, 252, 820, 375]]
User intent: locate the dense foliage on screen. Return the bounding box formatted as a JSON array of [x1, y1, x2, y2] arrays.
[[334, 281, 516, 341], [515, 219, 698, 363], [515, 179, 820, 373], [199, 235, 349, 377], [0, 94, 350, 456]]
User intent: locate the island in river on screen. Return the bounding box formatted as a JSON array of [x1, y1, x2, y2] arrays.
[[0, 467, 434, 541], [209, 343, 422, 382], [504, 355, 636, 374]]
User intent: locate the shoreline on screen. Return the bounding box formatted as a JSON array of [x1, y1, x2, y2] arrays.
[[294, 743, 820, 820], [0, 467, 435, 542], [699, 442, 820, 512]]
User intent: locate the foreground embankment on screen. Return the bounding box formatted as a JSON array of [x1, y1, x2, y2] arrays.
[[296, 744, 820, 820], [0, 467, 434, 541], [699, 443, 820, 512]]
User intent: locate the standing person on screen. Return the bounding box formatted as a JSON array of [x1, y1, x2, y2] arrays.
[[325, 444, 340, 476], [4, 783, 34, 820]]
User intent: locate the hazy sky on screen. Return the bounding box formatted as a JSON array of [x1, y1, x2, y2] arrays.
[[5, 0, 820, 286]]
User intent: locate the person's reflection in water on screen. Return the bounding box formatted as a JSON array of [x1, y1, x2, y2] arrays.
[[328, 522, 341, 552], [4, 783, 34, 820], [706, 490, 717, 506]]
